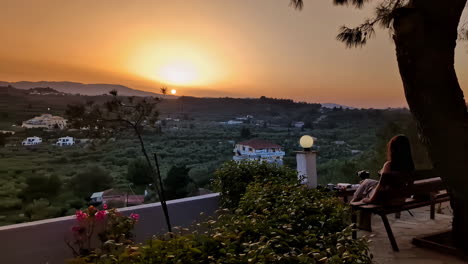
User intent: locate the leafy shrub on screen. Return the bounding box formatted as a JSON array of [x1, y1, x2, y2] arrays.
[[21, 174, 62, 201], [70, 166, 113, 198], [189, 166, 213, 187], [68, 198, 86, 209], [73, 181, 371, 263], [164, 165, 193, 200], [0, 197, 22, 210], [212, 160, 298, 208], [127, 158, 153, 186], [24, 199, 62, 221]]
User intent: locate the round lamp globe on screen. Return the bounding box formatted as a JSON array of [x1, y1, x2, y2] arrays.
[[299, 135, 314, 150]]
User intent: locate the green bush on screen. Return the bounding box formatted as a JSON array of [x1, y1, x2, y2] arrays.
[[74, 181, 371, 263], [70, 166, 113, 199], [127, 158, 153, 186], [164, 165, 193, 200], [212, 160, 298, 208], [21, 174, 62, 201], [24, 199, 62, 221], [0, 197, 22, 210]]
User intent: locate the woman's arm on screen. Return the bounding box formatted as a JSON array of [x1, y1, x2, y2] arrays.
[[361, 162, 391, 203], [378, 161, 391, 175]]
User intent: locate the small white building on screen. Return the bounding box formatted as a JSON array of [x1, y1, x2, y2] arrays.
[[293, 121, 305, 128], [22, 137, 42, 146], [227, 120, 244, 125], [90, 191, 104, 204], [56, 136, 75, 146], [233, 139, 285, 165], [333, 140, 346, 145], [0, 130, 15, 135], [235, 115, 254, 121]]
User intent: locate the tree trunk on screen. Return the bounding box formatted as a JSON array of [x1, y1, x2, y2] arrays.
[[393, 0, 468, 252]]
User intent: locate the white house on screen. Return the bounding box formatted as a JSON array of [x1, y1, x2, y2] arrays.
[[227, 120, 243, 125], [56, 136, 75, 146], [22, 137, 42, 146], [90, 192, 104, 204], [22, 114, 67, 130], [333, 140, 346, 145], [0, 130, 15, 135], [90, 189, 145, 206], [293, 121, 305, 128], [233, 139, 285, 165]]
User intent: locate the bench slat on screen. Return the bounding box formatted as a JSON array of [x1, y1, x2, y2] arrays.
[[413, 169, 437, 181], [355, 196, 450, 214]]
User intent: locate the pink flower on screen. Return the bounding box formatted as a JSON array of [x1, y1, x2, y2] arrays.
[[95, 210, 106, 221], [103, 204, 108, 210], [75, 210, 88, 221], [130, 213, 140, 221]]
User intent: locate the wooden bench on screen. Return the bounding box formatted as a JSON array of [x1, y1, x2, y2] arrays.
[[351, 170, 450, 252]]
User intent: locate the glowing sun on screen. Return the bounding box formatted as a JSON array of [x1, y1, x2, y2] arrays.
[[171, 89, 177, 95]]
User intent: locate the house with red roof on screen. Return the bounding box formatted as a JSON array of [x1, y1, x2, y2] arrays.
[[90, 189, 145, 207], [233, 139, 285, 165]]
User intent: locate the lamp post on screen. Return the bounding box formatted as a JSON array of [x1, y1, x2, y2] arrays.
[[296, 135, 318, 188]]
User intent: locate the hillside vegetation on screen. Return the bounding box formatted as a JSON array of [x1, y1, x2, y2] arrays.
[[0, 85, 430, 226]]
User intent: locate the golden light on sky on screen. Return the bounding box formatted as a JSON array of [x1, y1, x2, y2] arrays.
[[171, 89, 177, 95], [158, 62, 197, 85], [128, 41, 223, 87], [0, 0, 467, 108]]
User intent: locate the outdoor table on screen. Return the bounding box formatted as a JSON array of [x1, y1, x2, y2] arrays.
[[334, 187, 358, 203]]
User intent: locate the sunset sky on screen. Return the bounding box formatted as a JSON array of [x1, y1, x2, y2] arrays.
[[1, 0, 468, 108]]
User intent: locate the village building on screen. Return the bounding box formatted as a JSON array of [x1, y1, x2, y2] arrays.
[[90, 189, 145, 207], [333, 140, 346, 145], [0, 130, 15, 135], [22, 114, 67, 129], [22, 136, 42, 146], [56, 136, 75, 146], [227, 120, 244, 125], [233, 139, 285, 165], [293, 121, 305, 128]]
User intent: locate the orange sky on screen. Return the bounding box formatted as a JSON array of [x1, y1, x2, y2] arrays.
[[1, 0, 468, 108]]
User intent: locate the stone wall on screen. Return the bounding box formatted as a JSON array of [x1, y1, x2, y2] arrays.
[[0, 193, 220, 264]]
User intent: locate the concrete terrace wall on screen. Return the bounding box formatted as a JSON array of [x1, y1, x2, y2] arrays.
[[0, 193, 220, 264]]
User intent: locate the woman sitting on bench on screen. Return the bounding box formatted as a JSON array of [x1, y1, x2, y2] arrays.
[[351, 134, 415, 205]]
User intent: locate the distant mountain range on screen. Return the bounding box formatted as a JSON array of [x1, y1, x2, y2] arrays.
[[0, 81, 357, 109], [0, 81, 173, 98]]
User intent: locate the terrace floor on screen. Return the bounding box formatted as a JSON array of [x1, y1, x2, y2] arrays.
[[359, 202, 466, 264]]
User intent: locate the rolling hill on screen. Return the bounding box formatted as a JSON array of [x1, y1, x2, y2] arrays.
[[0, 81, 170, 98]]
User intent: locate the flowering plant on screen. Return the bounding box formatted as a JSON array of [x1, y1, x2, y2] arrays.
[[66, 205, 139, 259]]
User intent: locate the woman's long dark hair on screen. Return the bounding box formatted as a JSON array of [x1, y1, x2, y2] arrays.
[[386, 135, 415, 172]]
